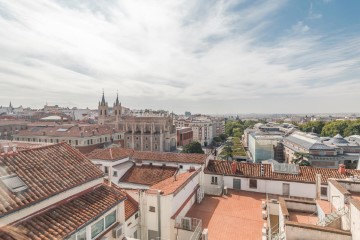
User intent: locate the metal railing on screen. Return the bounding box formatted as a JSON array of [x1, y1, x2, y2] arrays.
[[175, 217, 202, 232]]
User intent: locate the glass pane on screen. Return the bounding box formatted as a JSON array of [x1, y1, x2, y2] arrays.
[[67, 234, 76, 240], [105, 210, 117, 228], [77, 228, 86, 240], [91, 219, 104, 239]]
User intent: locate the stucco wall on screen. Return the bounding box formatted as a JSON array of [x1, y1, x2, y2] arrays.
[[285, 225, 351, 240]]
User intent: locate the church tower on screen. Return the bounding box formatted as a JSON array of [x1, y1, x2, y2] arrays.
[[98, 91, 109, 125], [113, 92, 122, 129]]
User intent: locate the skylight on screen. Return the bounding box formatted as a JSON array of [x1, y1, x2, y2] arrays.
[[272, 163, 299, 175], [0, 174, 28, 193], [57, 128, 68, 132]]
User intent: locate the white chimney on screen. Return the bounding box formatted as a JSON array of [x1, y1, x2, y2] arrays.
[[3, 145, 9, 153], [12, 145, 17, 152]]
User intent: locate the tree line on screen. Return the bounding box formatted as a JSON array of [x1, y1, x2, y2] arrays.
[[299, 119, 360, 137]]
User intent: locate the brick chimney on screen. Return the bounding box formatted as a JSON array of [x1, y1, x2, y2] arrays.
[[231, 161, 237, 174], [338, 164, 346, 174]]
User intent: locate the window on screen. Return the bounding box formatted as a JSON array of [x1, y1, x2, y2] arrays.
[[105, 210, 116, 228], [179, 165, 183, 169], [75, 140, 78, 145], [91, 218, 104, 238], [135, 213, 139, 219], [181, 218, 191, 230], [211, 176, 218, 185], [149, 206, 155, 212], [321, 187, 327, 197], [104, 166, 109, 174], [113, 171, 118, 177], [77, 228, 86, 240], [249, 179, 257, 189]]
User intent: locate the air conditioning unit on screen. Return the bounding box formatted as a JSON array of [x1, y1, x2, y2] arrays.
[[262, 210, 267, 220], [261, 201, 266, 210], [202, 228, 208, 240], [112, 224, 124, 239]]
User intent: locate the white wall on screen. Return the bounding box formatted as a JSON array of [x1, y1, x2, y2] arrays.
[[125, 211, 139, 238], [141, 160, 202, 173], [205, 173, 317, 199], [350, 202, 360, 240]]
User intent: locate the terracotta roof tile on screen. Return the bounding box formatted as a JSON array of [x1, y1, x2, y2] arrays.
[[205, 160, 360, 184], [86, 147, 134, 161], [120, 164, 178, 186], [0, 143, 103, 217], [15, 124, 122, 138], [132, 151, 207, 164], [124, 194, 138, 220], [151, 170, 199, 195], [0, 184, 126, 240]]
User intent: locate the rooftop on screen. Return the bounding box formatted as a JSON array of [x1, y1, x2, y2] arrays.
[[205, 160, 360, 184], [133, 151, 208, 165], [14, 124, 122, 138], [0, 143, 103, 217], [151, 169, 199, 195], [185, 190, 265, 240], [86, 147, 134, 161], [0, 183, 126, 240], [120, 164, 178, 186]]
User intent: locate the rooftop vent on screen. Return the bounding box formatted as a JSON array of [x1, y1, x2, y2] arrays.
[[0, 174, 28, 193], [57, 128, 68, 132], [272, 163, 299, 175]]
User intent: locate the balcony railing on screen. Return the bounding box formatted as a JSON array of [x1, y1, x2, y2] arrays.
[[175, 217, 202, 240]]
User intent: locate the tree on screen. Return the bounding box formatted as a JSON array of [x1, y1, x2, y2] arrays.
[[182, 141, 204, 154], [321, 121, 349, 137], [219, 134, 227, 142], [299, 121, 325, 134], [344, 121, 360, 136], [222, 142, 233, 160]]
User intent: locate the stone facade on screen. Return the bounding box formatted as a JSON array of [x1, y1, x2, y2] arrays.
[[98, 93, 177, 152]]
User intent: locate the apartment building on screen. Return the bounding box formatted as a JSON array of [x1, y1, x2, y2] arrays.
[[87, 146, 209, 240], [0, 142, 138, 240], [203, 160, 360, 240], [0, 120, 28, 140], [176, 127, 193, 147], [12, 123, 124, 153]]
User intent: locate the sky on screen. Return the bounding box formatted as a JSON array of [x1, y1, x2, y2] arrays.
[[0, 0, 359, 114]]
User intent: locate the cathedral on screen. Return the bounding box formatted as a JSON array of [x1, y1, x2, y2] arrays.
[[98, 92, 177, 152]]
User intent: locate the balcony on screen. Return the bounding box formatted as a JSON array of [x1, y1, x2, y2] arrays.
[[175, 217, 202, 240]]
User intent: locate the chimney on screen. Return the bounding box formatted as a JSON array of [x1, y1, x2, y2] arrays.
[[231, 161, 237, 174], [12, 145, 17, 153], [3, 145, 9, 154], [339, 164, 346, 174], [315, 174, 321, 200]]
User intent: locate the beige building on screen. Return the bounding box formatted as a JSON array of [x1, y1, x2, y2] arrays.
[[98, 92, 177, 152]]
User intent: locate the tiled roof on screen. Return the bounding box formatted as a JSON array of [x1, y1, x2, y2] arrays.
[[0, 143, 103, 217], [86, 147, 134, 161], [120, 164, 178, 186], [14, 124, 122, 138], [124, 194, 138, 220], [132, 151, 207, 164], [205, 160, 360, 184], [151, 170, 199, 195], [0, 141, 53, 153], [0, 184, 126, 240], [284, 134, 334, 151]]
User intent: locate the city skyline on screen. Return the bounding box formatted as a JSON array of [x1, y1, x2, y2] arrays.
[[0, 0, 359, 114]]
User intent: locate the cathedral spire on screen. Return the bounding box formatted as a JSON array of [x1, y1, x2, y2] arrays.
[[115, 91, 120, 106], [101, 90, 106, 106]]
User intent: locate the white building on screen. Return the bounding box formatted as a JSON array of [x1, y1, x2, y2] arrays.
[[203, 160, 360, 240]]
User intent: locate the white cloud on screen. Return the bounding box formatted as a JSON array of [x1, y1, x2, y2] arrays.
[[0, 0, 359, 113]]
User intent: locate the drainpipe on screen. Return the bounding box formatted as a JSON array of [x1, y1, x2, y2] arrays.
[[157, 190, 161, 239]]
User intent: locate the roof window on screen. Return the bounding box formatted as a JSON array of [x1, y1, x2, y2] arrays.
[[0, 174, 28, 193]]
